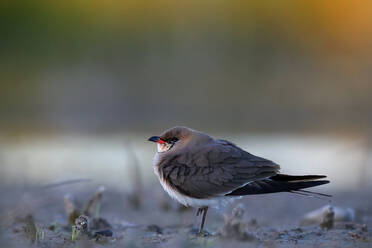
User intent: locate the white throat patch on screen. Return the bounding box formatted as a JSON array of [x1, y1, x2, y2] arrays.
[[157, 143, 172, 153]]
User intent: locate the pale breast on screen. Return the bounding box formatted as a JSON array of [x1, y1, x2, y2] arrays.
[[153, 156, 231, 208], [159, 176, 218, 207]]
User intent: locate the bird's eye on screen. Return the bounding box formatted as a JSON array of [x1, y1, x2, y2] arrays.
[[169, 137, 179, 143]]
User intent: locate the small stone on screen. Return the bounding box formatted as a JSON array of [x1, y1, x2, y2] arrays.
[[344, 223, 355, 230], [292, 227, 303, 233], [90, 218, 111, 230], [348, 231, 363, 240], [248, 218, 258, 227], [320, 206, 334, 230], [301, 205, 355, 226], [146, 225, 163, 234], [94, 229, 113, 237]]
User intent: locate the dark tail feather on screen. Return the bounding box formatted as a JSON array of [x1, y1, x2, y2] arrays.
[[226, 174, 330, 196], [269, 174, 327, 182]]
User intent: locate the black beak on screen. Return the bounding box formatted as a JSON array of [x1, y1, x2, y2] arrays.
[[148, 136, 160, 142]]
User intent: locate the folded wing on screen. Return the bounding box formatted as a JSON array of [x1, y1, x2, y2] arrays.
[[158, 139, 280, 198]]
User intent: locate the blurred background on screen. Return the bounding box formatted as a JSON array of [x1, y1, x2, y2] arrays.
[[1, 0, 372, 191]]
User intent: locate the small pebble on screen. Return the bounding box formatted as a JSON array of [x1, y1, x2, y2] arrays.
[[344, 223, 355, 230], [94, 229, 113, 237], [146, 225, 163, 234]]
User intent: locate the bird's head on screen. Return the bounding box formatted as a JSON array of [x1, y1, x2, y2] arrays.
[[147, 126, 194, 153], [149, 126, 214, 154]]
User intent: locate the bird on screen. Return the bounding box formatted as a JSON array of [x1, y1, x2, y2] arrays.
[[148, 126, 330, 234]]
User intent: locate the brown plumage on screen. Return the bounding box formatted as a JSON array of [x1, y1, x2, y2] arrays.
[[148, 126, 330, 234]]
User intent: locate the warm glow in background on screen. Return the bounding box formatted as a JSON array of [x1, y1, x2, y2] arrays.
[[1, 0, 372, 132]]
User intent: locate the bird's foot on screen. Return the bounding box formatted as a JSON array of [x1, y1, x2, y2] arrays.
[[189, 227, 211, 237], [196, 208, 203, 216], [198, 230, 211, 237], [196, 206, 207, 216]]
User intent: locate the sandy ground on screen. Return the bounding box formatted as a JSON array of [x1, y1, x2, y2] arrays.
[[0, 183, 371, 248]]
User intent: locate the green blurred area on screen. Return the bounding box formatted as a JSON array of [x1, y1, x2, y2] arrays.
[[1, 0, 372, 133]]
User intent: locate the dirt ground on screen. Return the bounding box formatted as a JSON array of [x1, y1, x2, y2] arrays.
[[0, 183, 371, 248]]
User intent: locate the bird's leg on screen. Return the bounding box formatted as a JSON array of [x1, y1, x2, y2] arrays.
[[198, 206, 208, 234], [196, 207, 203, 216]]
